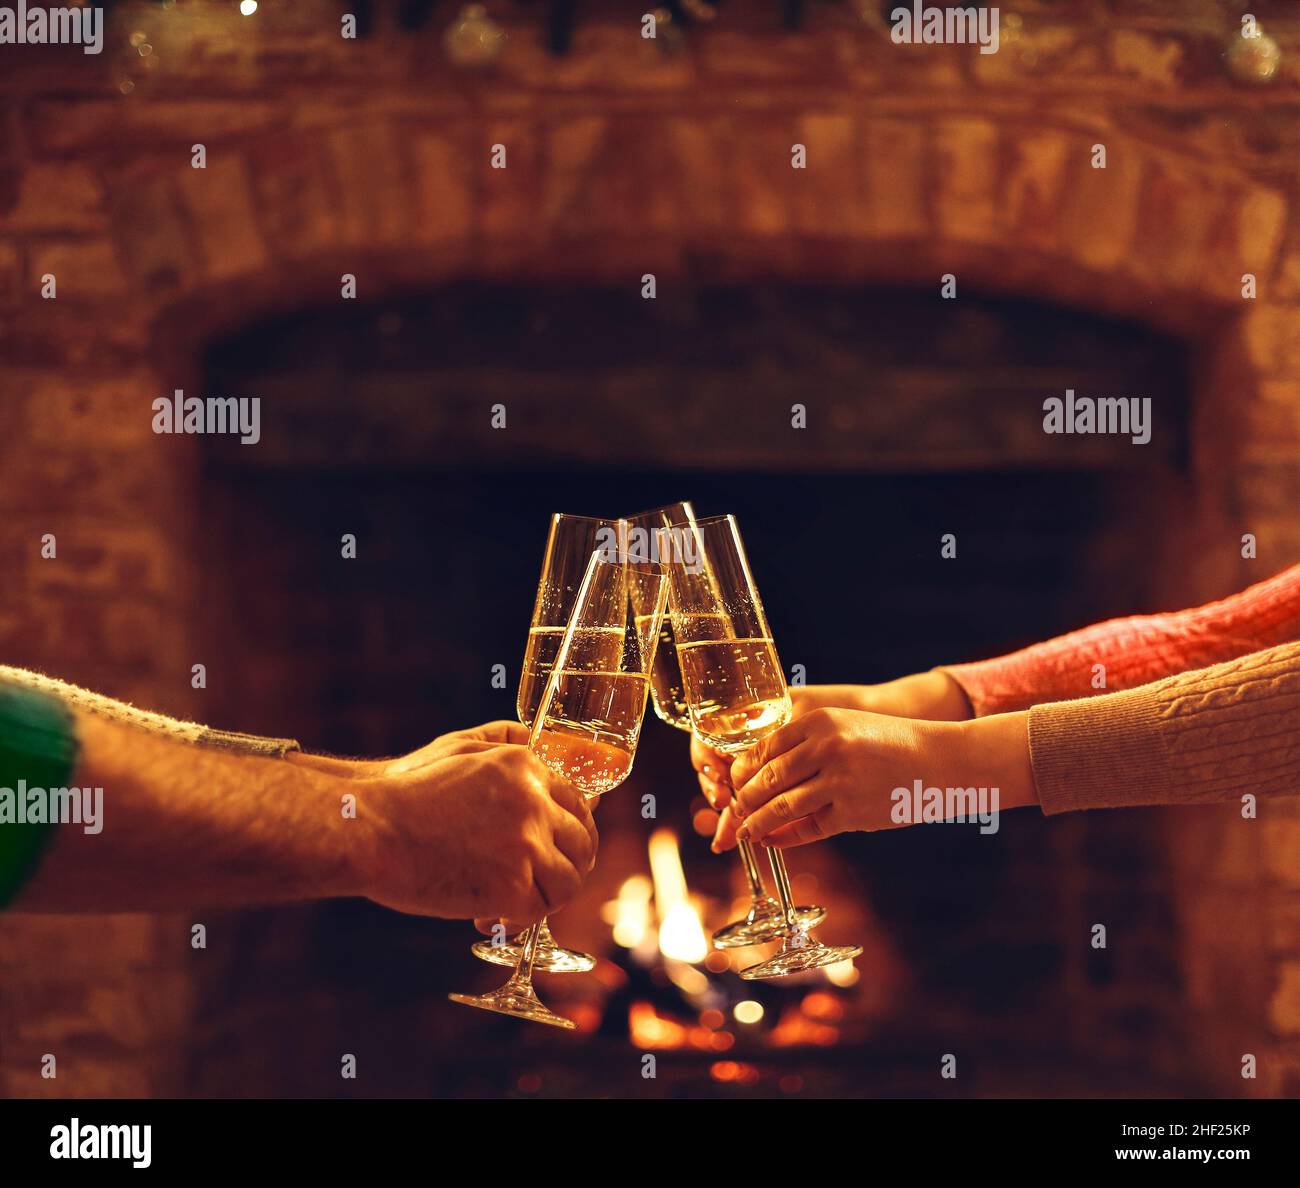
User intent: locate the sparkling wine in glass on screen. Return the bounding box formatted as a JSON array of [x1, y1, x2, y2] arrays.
[[473, 512, 621, 977], [629, 502, 825, 950], [659, 515, 861, 979], [450, 541, 668, 1027]]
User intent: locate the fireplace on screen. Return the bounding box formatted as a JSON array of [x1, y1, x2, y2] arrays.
[[160, 279, 1199, 1097], [1, 1, 1298, 1101]]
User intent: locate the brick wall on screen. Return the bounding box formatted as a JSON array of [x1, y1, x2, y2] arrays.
[[0, 1, 1298, 1095]]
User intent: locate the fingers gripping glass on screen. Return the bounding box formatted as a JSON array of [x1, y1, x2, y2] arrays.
[[473, 512, 618, 976], [658, 515, 861, 979], [450, 541, 669, 1027], [628, 503, 825, 948]]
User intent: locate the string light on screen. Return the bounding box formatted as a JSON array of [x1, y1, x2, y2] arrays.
[[239, 0, 258, 15]]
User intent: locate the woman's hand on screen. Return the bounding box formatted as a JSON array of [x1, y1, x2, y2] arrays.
[[690, 672, 973, 848], [712, 707, 1035, 850]]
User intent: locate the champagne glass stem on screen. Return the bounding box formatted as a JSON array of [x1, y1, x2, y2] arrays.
[[736, 838, 769, 900], [503, 919, 543, 993], [767, 848, 800, 933]]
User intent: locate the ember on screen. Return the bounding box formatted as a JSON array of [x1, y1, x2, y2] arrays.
[[596, 824, 869, 1053]]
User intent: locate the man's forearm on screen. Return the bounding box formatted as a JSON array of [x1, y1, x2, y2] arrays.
[[14, 711, 369, 912], [0, 665, 301, 757]]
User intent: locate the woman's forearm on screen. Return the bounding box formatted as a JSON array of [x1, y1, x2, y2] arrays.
[[959, 711, 1038, 813], [794, 671, 974, 721], [1027, 640, 1300, 815], [939, 563, 1300, 716]]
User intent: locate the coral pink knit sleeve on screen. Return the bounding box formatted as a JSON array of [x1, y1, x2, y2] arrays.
[[938, 564, 1300, 717]]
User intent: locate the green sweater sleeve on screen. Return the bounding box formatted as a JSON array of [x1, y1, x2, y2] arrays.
[[0, 682, 79, 907]]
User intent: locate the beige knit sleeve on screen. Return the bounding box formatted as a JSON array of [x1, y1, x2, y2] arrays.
[[1028, 641, 1300, 815]]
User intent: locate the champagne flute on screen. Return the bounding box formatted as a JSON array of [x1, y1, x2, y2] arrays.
[[450, 540, 669, 1027], [659, 515, 862, 979], [628, 502, 826, 949], [472, 512, 621, 976]]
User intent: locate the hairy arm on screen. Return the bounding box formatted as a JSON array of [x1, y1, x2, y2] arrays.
[[14, 709, 363, 912], [10, 707, 594, 922]]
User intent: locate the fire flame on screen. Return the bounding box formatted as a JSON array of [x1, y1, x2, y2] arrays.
[[602, 874, 654, 952], [647, 828, 709, 964], [617, 830, 855, 1053]]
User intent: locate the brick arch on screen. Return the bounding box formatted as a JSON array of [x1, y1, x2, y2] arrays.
[[115, 112, 1287, 364], [114, 111, 1289, 630], [109, 109, 1293, 611]]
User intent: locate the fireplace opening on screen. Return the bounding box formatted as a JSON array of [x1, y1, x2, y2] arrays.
[[185, 282, 1197, 1096]]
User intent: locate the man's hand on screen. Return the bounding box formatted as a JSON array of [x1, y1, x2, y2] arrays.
[[357, 739, 597, 922], [287, 721, 530, 780], [715, 707, 1034, 850]]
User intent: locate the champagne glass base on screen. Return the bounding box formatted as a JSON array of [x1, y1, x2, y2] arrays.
[[712, 898, 827, 949], [447, 987, 576, 1030], [471, 937, 596, 974], [739, 939, 863, 981]]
